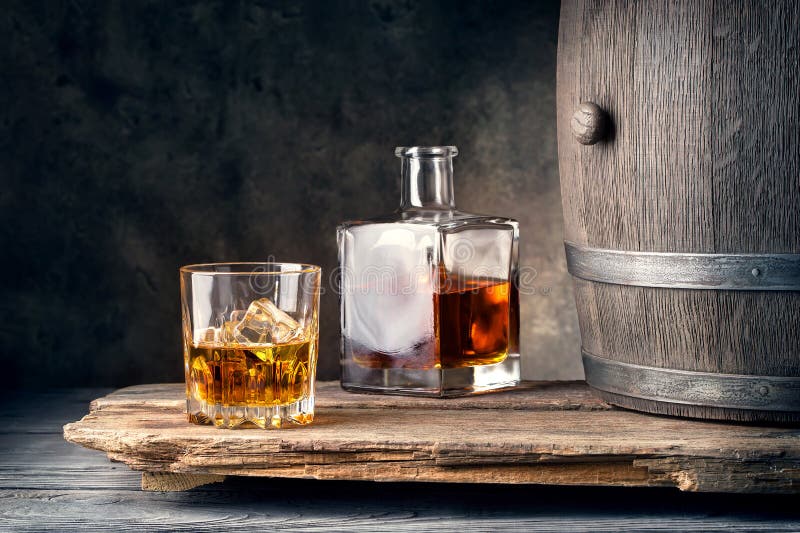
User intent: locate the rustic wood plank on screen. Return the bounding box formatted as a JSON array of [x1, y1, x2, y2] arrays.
[[0, 433, 141, 491], [0, 389, 143, 493], [90, 381, 609, 412], [4, 472, 800, 532], [63, 382, 800, 493], [140, 472, 225, 491], [4, 388, 800, 530], [4, 485, 800, 532]]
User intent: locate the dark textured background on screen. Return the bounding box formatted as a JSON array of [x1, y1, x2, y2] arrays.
[[0, 0, 580, 388]]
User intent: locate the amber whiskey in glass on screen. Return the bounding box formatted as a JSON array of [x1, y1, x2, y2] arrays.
[[180, 263, 321, 428], [338, 146, 520, 396]]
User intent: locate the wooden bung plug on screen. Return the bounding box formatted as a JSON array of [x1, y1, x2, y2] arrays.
[[570, 102, 608, 145]]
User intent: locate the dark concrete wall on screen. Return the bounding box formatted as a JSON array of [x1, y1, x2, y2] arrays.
[[1, 0, 581, 388]]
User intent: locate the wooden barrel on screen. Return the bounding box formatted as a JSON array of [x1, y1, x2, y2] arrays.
[[556, 0, 800, 423]]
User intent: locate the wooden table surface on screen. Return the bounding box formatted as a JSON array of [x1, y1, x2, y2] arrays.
[[2, 388, 800, 531]]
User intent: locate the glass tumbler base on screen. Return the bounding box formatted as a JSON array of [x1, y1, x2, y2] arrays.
[[340, 353, 520, 398], [186, 396, 315, 429]]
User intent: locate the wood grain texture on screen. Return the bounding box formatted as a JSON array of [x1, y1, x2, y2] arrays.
[[556, 0, 800, 420], [62, 382, 800, 494], [6, 487, 800, 532], [6, 388, 800, 530], [141, 472, 225, 492], [89, 380, 609, 413], [558, 0, 800, 252]]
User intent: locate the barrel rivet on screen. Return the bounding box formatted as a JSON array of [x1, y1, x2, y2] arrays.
[[752, 268, 761, 277]]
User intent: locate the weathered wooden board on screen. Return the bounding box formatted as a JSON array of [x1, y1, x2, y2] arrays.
[[62, 381, 800, 494], [8, 388, 800, 531]]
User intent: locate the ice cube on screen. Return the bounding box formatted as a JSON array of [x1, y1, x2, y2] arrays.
[[229, 309, 247, 322], [233, 298, 302, 345], [219, 321, 239, 344], [194, 327, 219, 344], [212, 310, 248, 344]]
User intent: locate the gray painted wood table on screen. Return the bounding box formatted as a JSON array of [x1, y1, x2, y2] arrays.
[[2, 387, 800, 531]]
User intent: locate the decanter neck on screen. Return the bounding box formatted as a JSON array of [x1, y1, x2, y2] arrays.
[[397, 146, 457, 210]]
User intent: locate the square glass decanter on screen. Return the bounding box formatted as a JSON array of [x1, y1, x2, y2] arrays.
[[337, 146, 520, 396]]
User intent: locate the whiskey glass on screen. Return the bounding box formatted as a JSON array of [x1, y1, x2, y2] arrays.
[[180, 263, 321, 428], [338, 146, 520, 397]]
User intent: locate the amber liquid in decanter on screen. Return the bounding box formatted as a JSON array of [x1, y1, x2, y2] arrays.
[[351, 271, 514, 370]]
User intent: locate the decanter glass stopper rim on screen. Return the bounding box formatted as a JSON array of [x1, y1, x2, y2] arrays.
[[395, 146, 459, 158]]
